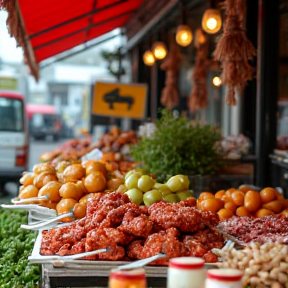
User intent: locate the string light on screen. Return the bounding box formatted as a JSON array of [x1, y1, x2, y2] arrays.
[[202, 9, 222, 34], [143, 50, 155, 66], [152, 42, 167, 60], [212, 76, 222, 87], [175, 25, 193, 47]]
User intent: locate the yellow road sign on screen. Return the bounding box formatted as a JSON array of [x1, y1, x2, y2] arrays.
[[92, 82, 147, 119]]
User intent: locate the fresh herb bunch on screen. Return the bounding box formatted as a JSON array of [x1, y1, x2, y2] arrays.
[[0, 209, 40, 288], [131, 110, 223, 179]]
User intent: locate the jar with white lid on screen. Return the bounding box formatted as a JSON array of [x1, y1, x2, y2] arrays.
[[167, 257, 206, 288], [206, 268, 243, 288]]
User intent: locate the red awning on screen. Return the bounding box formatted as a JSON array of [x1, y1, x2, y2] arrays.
[[1, 0, 143, 80]]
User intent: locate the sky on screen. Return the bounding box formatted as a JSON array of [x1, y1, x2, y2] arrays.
[[0, 11, 24, 63]]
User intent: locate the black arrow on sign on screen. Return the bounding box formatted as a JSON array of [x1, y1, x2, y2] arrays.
[[103, 88, 134, 110]]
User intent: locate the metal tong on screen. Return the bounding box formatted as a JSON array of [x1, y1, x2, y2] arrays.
[[116, 253, 166, 270], [20, 212, 74, 230], [28, 247, 109, 265]]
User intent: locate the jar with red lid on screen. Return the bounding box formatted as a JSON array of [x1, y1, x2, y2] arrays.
[[167, 257, 206, 288], [109, 268, 147, 288], [206, 268, 243, 288]]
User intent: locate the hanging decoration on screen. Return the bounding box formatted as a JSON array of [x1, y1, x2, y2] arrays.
[[160, 39, 181, 110], [188, 29, 209, 113], [213, 0, 257, 105]]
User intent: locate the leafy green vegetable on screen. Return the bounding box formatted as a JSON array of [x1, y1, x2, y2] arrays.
[[131, 109, 223, 180], [0, 208, 40, 288]]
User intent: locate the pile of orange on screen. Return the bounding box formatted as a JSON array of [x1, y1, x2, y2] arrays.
[[18, 160, 124, 221], [197, 186, 288, 220]]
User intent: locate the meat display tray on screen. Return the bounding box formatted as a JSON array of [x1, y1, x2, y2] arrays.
[[29, 232, 168, 288], [30, 232, 219, 288]]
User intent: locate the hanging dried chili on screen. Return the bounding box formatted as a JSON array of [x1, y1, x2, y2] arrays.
[[160, 39, 181, 110], [189, 29, 209, 113], [189, 45, 209, 113], [213, 0, 256, 105]]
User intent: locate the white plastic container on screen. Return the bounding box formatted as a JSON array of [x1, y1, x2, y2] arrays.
[[167, 257, 206, 288], [206, 269, 243, 288]]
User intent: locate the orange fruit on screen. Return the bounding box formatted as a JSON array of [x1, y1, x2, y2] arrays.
[[224, 201, 237, 213], [19, 172, 35, 186], [200, 198, 224, 213], [19, 185, 39, 199], [221, 195, 233, 203], [282, 199, 288, 209], [276, 192, 285, 201], [255, 208, 274, 218], [40, 201, 58, 210], [198, 192, 215, 203], [244, 190, 262, 213], [38, 181, 62, 202], [33, 163, 56, 175], [84, 160, 107, 176], [107, 178, 124, 191], [84, 171, 107, 193], [215, 190, 225, 199], [225, 188, 236, 197], [280, 208, 288, 218], [231, 191, 245, 206], [106, 161, 119, 172], [262, 200, 283, 214], [236, 206, 251, 217], [63, 164, 86, 182], [73, 203, 87, 219], [238, 185, 252, 194], [56, 198, 78, 222], [260, 187, 277, 204], [218, 208, 234, 220], [59, 182, 83, 201]]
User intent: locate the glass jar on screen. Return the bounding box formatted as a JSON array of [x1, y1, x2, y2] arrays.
[[167, 257, 206, 288], [109, 268, 147, 288], [206, 268, 243, 288]]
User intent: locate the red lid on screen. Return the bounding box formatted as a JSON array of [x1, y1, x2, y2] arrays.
[[169, 257, 205, 269], [110, 268, 146, 280], [207, 269, 243, 281]]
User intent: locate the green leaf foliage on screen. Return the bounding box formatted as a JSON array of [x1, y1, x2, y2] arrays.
[[131, 110, 223, 179], [0, 209, 40, 288]]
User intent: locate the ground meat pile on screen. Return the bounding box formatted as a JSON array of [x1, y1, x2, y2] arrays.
[[217, 216, 288, 244], [41, 192, 223, 264]]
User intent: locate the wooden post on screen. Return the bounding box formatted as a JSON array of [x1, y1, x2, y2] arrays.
[[255, 0, 279, 187]]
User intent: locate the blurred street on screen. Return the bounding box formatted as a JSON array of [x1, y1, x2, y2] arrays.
[[0, 137, 67, 202]]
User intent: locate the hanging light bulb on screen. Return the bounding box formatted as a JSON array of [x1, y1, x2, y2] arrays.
[[143, 50, 155, 66], [212, 76, 222, 87], [202, 9, 222, 34], [194, 28, 207, 48], [175, 25, 193, 47], [152, 42, 167, 60]]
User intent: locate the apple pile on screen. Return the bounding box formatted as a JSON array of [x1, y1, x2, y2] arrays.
[[116, 170, 194, 206]]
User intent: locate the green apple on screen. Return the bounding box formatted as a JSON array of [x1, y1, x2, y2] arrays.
[[177, 175, 190, 190], [138, 175, 154, 192], [166, 176, 183, 192], [143, 189, 162, 206], [116, 184, 128, 194], [125, 173, 141, 190], [176, 190, 193, 201], [153, 183, 171, 197], [125, 188, 143, 205], [164, 193, 180, 203]]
